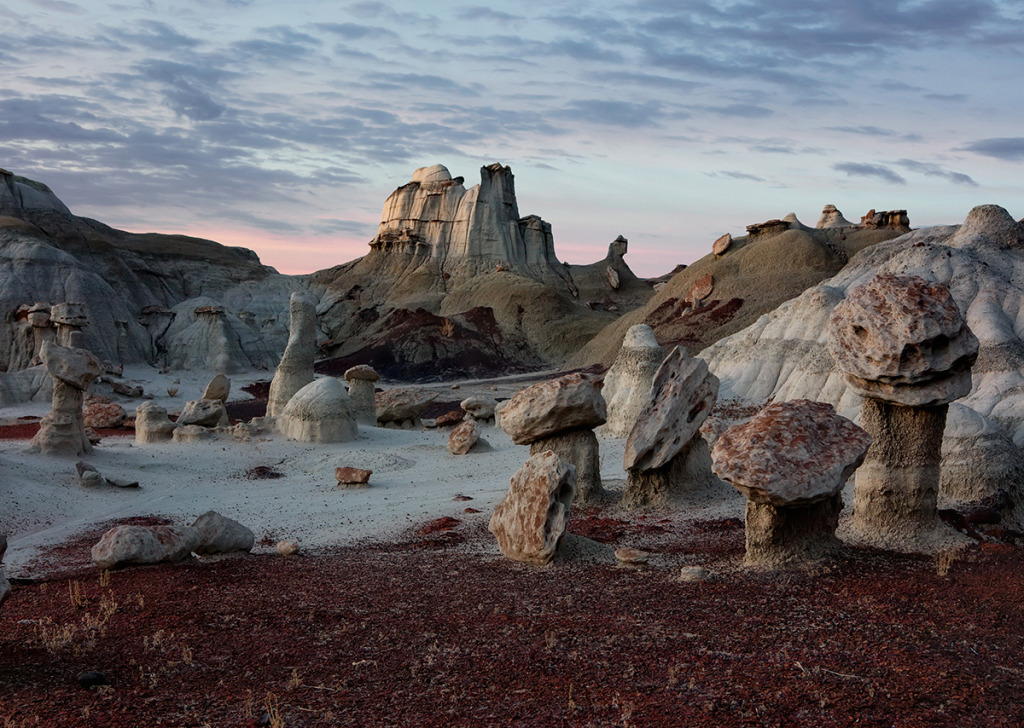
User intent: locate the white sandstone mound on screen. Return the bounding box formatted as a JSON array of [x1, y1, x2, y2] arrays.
[[277, 377, 357, 443], [700, 204, 1024, 519]]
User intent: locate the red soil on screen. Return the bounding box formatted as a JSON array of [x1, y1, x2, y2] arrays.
[[1, 511, 1022, 727]]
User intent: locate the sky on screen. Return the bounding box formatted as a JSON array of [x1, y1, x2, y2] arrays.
[[2, 0, 1024, 278]]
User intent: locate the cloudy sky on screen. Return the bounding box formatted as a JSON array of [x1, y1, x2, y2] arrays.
[[2, 0, 1023, 277]]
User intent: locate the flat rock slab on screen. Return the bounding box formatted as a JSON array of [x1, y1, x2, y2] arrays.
[[489, 450, 578, 565], [828, 274, 979, 406], [624, 346, 719, 471], [711, 399, 871, 507], [500, 372, 606, 445]]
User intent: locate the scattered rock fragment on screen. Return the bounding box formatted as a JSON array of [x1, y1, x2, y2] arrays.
[[191, 511, 255, 555], [712, 233, 732, 256], [83, 402, 126, 429], [276, 540, 300, 556], [614, 547, 649, 565], [448, 419, 480, 455], [489, 451, 577, 565], [202, 373, 231, 404], [177, 398, 229, 428], [679, 566, 707, 582], [336, 467, 372, 487]]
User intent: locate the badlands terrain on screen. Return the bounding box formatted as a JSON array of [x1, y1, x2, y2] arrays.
[[0, 166, 1023, 726]]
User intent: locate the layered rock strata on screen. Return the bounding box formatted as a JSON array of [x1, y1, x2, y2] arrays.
[[711, 400, 871, 567], [489, 450, 577, 565]]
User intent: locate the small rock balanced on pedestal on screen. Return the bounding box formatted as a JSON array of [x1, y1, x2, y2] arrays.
[[29, 340, 103, 456], [712, 399, 871, 567], [828, 274, 979, 551], [499, 372, 606, 501], [622, 346, 721, 507]]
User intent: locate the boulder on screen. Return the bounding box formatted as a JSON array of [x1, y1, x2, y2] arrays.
[[605, 266, 620, 290], [599, 324, 664, 438], [91, 525, 201, 569], [335, 467, 372, 486], [202, 373, 231, 403], [688, 274, 713, 302], [712, 233, 732, 255], [461, 395, 497, 420], [375, 387, 437, 423], [267, 292, 317, 417], [134, 402, 178, 444], [277, 540, 300, 556], [828, 274, 979, 406], [177, 398, 230, 428], [83, 402, 126, 429], [489, 451, 577, 565], [173, 424, 214, 443], [38, 339, 102, 390], [435, 410, 464, 427], [278, 378, 357, 443], [624, 346, 718, 472], [500, 372, 606, 445], [711, 399, 871, 567], [190, 511, 255, 555], [448, 419, 480, 455]]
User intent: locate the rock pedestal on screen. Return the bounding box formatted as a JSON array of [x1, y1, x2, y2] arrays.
[[489, 450, 577, 565], [51, 302, 89, 346], [622, 346, 720, 506], [267, 293, 318, 417], [828, 274, 979, 551], [501, 373, 606, 501], [345, 365, 379, 427], [29, 340, 103, 456], [711, 399, 872, 567]]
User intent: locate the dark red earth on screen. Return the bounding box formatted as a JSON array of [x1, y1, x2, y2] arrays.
[[1, 507, 1022, 727]]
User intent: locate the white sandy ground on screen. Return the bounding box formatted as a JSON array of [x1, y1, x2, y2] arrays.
[[0, 365, 751, 579], [1, 365, 969, 579]]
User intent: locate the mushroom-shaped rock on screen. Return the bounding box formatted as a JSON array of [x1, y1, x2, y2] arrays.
[[600, 324, 665, 439], [827, 274, 979, 407], [344, 365, 379, 427], [500, 373, 605, 500], [375, 387, 437, 424], [711, 399, 871, 567], [448, 419, 480, 455], [500, 373, 606, 445], [29, 341, 103, 456], [191, 511, 255, 555], [134, 402, 178, 444], [827, 274, 978, 551], [622, 346, 722, 507], [202, 373, 231, 403], [488, 451, 577, 565], [177, 398, 230, 428], [278, 378, 357, 443], [267, 293, 317, 417], [91, 525, 201, 570], [624, 347, 717, 472]]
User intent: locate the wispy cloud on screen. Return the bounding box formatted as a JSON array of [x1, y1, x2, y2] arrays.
[[897, 159, 978, 186], [963, 137, 1024, 161], [833, 162, 907, 185]]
